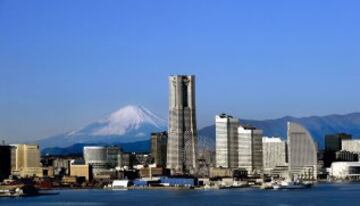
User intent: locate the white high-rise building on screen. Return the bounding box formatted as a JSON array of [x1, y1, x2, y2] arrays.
[[215, 114, 240, 168], [237, 126, 263, 175], [262, 137, 287, 173], [288, 122, 317, 180]]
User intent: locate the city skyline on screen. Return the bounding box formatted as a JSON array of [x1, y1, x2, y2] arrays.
[[1, 0, 360, 143]]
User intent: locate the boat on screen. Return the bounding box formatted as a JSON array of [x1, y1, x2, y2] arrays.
[[273, 180, 313, 190], [219, 181, 248, 189], [0, 184, 39, 197], [110, 180, 129, 191]]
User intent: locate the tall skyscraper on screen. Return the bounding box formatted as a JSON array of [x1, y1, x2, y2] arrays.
[[237, 125, 263, 175], [215, 114, 263, 175], [324, 133, 352, 167], [325, 133, 352, 152], [215, 114, 240, 168], [287, 122, 317, 180], [151, 131, 168, 168], [10, 144, 43, 177], [167, 75, 197, 175]]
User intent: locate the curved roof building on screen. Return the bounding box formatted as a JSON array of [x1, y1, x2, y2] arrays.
[[287, 122, 317, 180]]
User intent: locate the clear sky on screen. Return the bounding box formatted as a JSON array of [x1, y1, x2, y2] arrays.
[[1, 0, 360, 143]]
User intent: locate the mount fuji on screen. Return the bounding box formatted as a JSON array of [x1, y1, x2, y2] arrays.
[[38, 105, 167, 149]]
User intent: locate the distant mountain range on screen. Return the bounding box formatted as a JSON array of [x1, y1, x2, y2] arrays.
[[39, 105, 360, 155]]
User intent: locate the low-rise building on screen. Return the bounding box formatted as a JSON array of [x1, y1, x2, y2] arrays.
[[336, 150, 358, 162], [139, 167, 170, 178], [70, 163, 92, 181], [209, 167, 233, 178], [330, 162, 360, 180]]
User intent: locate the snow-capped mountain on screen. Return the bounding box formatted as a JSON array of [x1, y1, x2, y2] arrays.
[[38, 105, 167, 149]]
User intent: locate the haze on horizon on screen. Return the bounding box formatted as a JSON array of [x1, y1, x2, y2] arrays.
[[0, 0, 359, 143]]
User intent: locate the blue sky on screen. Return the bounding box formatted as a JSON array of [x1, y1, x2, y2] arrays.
[[0, 0, 360, 143]]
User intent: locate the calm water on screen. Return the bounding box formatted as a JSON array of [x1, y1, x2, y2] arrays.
[[1, 183, 359, 206]]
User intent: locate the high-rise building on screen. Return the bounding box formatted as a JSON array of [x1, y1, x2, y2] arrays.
[[324, 133, 352, 167], [107, 146, 122, 168], [0, 145, 12, 180], [237, 125, 263, 175], [167, 75, 198, 175], [325, 133, 352, 152], [151, 131, 168, 168], [262, 137, 287, 173], [10, 144, 43, 177], [215, 114, 240, 168], [287, 122, 317, 180]]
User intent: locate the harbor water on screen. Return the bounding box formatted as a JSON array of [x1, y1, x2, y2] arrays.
[[0, 183, 359, 206]]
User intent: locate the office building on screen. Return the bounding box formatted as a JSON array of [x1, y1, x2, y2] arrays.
[[262, 137, 287, 173], [237, 126, 263, 175], [151, 131, 168, 167], [324, 133, 352, 168], [84, 146, 121, 177], [287, 122, 317, 180], [70, 162, 92, 181], [342, 140, 360, 154], [335, 150, 358, 162], [167, 75, 198, 175], [325, 133, 352, 152], [215, 114, 240, 168], [10, 144, 43, 177], [0, 145, 12, 180], [107, 146, 122, 168]]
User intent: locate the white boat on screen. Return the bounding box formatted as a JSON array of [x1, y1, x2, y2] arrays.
[[111, 180, 129, 190], [273, 180, 312, 190]]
